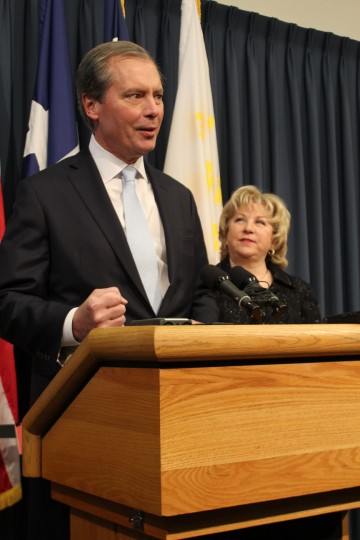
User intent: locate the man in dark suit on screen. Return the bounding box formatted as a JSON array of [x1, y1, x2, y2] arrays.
[[0, 41, 218, 540]]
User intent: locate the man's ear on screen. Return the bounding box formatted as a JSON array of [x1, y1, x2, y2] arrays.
[[82, 95, 99, 121]]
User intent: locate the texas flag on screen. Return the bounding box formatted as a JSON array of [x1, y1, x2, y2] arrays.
[[22, 0, 79, 177]]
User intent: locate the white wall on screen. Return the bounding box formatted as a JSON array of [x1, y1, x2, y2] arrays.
[[218, 0, 360, 41]]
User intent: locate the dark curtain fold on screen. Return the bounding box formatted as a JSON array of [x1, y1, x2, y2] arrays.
[[338, 40, 360, 308], [266, 19, 282, 192], [154, 0, 181, 169], [283, 24, 312, 283], [0, 0, 12, 181], [0, 0, 38, 219], [302, 30, 326, 309], [63, 0, 108, 148], [0, 0, 359, 317], [124, 0, 181, 168]]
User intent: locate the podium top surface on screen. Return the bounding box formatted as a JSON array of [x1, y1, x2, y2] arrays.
[[67, 322, 360, 361], [23, 324, 360, 436]]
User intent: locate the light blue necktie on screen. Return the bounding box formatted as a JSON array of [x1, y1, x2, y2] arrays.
[[122, 166, 162, 313]]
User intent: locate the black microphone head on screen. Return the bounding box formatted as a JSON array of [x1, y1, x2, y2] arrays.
[[229, 266, 263, 297], [200, 264, 229, 290], [200, 264, 263, 322], [228, 266, 257, 288], [200, 265, 243, 301], [229, 266, 288, 322]]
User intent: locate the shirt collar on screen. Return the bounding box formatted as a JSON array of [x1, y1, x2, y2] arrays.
[[267, 261, 293, 287], [89, 134, 147, 184]]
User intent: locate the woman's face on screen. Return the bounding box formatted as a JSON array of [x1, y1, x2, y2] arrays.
[[226, 203, 275, 265]]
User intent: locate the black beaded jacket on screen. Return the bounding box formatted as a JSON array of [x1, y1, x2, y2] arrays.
[[216, 258, 321, 324]]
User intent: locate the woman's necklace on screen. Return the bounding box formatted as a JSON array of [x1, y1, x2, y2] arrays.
[[258, 268, 270, 288], [259, 268, 269, 280]]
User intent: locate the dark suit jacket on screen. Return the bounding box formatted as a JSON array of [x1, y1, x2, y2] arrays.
[[0, 149, 218, 397]]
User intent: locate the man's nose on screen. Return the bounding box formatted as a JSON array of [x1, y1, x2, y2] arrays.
[[144, 96, 161, 116]]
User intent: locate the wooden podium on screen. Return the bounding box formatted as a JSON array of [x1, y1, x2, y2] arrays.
[[22, 324, 360, 539]]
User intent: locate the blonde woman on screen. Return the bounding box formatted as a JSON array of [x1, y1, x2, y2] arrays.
[[216, 185, 321, 324]]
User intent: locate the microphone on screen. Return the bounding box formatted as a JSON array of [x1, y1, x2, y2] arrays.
[[228, 266, 288, 320], [200, 265, 263, 322]]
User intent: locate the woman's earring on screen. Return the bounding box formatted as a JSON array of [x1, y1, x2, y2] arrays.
[[268, 249, 275, 256]]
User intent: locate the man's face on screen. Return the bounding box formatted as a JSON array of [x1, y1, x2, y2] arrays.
[[84, 56, 164, 163]]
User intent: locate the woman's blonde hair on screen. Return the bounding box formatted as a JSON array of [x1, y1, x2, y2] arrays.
[[219, 185, 291, 268]]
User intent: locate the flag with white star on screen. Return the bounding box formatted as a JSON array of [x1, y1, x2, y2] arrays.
[[22, 0, 79, 177]]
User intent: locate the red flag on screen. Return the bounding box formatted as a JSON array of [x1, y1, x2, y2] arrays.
[[0, 178, 22, 510]]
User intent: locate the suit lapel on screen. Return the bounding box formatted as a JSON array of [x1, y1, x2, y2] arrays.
[[66, 150, 148, 298], [146, 164, 180, 288]]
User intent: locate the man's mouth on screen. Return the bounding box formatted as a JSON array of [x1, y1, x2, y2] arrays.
[[137, 126, 157, 134]]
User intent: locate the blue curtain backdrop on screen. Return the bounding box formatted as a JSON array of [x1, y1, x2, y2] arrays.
[[201, 2, 360, 318], [1, 0, 359, 320]]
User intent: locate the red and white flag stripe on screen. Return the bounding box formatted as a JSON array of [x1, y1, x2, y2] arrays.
[[0, 175, 22, 510]]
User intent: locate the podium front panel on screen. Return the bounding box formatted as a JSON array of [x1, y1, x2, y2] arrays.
[[41, 359, 360, 516]]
